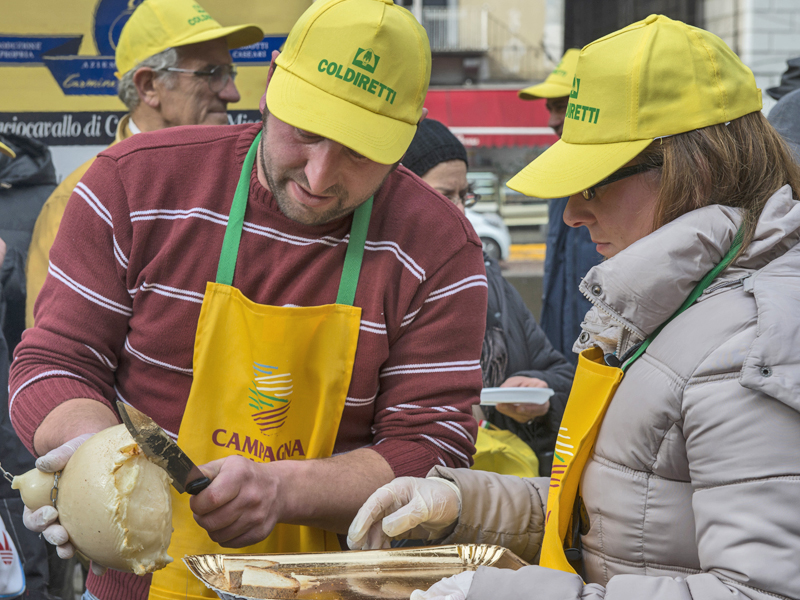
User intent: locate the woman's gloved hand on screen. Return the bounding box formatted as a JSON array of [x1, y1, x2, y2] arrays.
[[22, 433, 107, 575], [347, 477, 462, 550], [410, 571, 475, 600]]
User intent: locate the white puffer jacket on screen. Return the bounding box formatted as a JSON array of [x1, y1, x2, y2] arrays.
[[432, 186, 800, 600]]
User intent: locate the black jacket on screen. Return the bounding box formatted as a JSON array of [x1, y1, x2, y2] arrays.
[[480, 254, 575, 475], [0, 133, 57, 354]]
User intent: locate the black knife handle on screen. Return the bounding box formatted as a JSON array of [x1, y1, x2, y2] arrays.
[[185, 476, 212, 495]]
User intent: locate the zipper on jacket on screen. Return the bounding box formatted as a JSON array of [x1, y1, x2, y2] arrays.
[[578, 284, 643, 358], [701, 277, 746, 296]]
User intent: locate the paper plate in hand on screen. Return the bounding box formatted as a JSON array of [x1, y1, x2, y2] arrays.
[[479, 387, 554, 406]]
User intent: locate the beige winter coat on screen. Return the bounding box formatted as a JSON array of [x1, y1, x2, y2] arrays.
[[432, 186, 800, 600]]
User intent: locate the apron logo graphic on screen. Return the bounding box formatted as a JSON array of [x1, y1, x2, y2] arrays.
[[0, 532, 13, 565], [248, 362, 293, 434], [550, 426, 573, 493], [352, 47, 380, 73]]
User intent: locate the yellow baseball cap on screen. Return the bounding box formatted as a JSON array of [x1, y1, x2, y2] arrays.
[[0, 140, 15, 158], [114, 0, 264, 78], [266, 0, 431, 165], [508, 15, 762, 199], [518, 48, 580, 100]]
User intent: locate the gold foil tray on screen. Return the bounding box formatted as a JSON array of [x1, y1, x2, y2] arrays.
[[184, 544, 529, 600]]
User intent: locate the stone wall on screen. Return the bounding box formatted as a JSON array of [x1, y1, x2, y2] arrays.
[[705, 0, 800, 113]]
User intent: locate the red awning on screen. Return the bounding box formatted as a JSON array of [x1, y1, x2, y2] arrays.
[[424, 88, 558, 148]]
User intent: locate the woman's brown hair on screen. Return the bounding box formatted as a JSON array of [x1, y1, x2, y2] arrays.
[[638, 110, 800, 252]]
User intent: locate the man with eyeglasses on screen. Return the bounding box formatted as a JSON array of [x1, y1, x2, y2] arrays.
[[518, 49, 603, 365], [403, 119, 574, 476], [25, 0, 263, 328]]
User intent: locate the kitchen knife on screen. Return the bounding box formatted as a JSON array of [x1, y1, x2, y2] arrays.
[[116, 400, 211, 495]]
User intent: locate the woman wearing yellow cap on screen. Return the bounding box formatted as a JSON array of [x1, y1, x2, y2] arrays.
[[347, 14, 800, 600]]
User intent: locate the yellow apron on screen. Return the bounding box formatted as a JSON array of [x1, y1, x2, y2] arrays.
[[539, 228, 745, 577], [149, 132, 372, 599]]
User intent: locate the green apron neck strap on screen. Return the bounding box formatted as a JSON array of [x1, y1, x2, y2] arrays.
[[216, 131, 261, 286], [216, 130, 373, 307], [335, 196, 373, 306], [622, 225, 745, 372]]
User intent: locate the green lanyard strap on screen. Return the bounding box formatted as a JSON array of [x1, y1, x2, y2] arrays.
[[216, 132, 259, 287], [621, 226, 744, 372], [335, 196, 372, 306], [216, 131, 372, 307]]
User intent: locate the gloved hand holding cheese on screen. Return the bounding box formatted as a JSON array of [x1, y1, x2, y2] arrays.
[[11, 424, 174, 575]]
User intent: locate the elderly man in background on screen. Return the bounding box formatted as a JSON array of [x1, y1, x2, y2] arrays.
[[518, 49, 602, 364], [25, 0, 263, 328]]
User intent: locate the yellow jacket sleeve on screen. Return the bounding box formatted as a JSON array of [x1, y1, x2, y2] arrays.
[[25, 158, 95, 328], [25, 115, 133, 328]]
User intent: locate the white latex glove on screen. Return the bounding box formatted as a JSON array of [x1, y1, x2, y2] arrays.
[[22, 434, 107, 575], [347, 477, 462, 550], [410, 571, 475, 600]]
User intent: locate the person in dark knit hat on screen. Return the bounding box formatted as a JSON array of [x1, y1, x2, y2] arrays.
[[402, 119, 468, 184], [402, 119, 574, 476]]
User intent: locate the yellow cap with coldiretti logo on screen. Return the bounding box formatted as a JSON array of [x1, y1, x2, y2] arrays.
[[507, 15, 762, 199], [114, 0, 264, 78], [518, 48, 580, 100], [0, 140, 15, 158], [266, 0, 431, 165]]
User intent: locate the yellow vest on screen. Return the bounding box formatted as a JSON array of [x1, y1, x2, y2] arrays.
[[25, 115, 134, 328]]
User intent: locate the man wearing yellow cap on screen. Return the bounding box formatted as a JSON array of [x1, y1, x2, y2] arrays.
[[518, 49, 602, 364], [11, 1, 487, 599], [24, 0, 263, 329]]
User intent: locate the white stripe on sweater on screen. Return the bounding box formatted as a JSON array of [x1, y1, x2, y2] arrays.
[[345, 392, 378, 407], [388, 404, 462, 413], [126, 209, 427, 285], [359, 319, 387, 335], [380, 360, 481, 377], [84, 345, 117, 371], [136, 282, 206, 304], [113, 236, 129, 270], [129, 207, 228, 226], [364, 241, 426, 282], [124, 338, 193, 375], [421, 433, 471, 466], [401, 307, 422, 328], [49, 263, 132, 316], [425, 275, 488, 303], [385, 405, 474, 443], [10, 370, 87, 412], [243, 222, 343, 248], [388, 403, 422, 410], [435, 420, 474, 443], [75, 182, 112, 226]]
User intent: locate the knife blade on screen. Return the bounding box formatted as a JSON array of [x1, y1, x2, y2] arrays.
[[117, 400, 211, 495]]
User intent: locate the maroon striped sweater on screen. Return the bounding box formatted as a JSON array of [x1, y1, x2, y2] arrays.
[[10, 123, 486, 600]]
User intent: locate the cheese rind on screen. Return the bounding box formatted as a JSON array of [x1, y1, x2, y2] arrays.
[[240, 566, 301, 599], [224, 558, 278, 589], [15, 425, 174, 575]]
